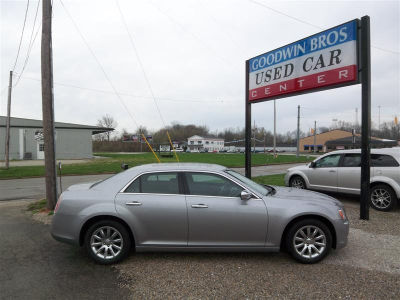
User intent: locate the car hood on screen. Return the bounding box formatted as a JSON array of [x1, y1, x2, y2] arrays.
[[271, 186, 342, 207], [288, 163, 310, 171]]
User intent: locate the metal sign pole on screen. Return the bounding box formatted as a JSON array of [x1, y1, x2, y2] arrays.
[[360, 16, 371, 220], [245, 60, 252, 178]]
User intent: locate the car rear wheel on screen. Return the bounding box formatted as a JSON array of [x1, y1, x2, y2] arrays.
[[370, 184, 397, 212], [289, 176, 306, 189], [286, 219, 332, 264], [84, 220, 131, 264]]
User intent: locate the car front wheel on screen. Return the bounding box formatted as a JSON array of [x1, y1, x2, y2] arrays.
[[84, 220, 131, 264], [289, 176, 306, 189], [370, 184, 397, 212], [286, 219, 332, 264]]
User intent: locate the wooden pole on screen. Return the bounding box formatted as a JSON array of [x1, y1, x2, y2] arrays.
[[4, 71, 13, 169], [41, 0, 58, 210]]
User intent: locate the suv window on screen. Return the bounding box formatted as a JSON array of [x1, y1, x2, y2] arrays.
[[371, 154, 399, 167], [185, 172, 243, 197], [342, 154, 361, 167], [314, 154, 341, 168], [124, 172, 180, 194]]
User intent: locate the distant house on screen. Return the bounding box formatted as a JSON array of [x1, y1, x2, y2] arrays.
[[299, 129, 397, 153], [187, 135, 224, 152], [0, 116, 113, 160]]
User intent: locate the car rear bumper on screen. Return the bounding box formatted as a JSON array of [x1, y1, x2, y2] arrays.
[[51, 212, 80, 246]]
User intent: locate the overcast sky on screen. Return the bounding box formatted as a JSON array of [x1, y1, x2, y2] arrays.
[[1, 0, 399, 136]]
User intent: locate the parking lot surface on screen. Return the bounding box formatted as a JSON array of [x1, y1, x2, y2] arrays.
[[1, 195, 399, 299]]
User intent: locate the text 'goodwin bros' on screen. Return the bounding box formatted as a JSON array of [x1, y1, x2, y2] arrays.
[[248, 20, 358, 101]]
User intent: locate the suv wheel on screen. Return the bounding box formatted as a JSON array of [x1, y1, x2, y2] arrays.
[[286, 219, 332, 264], [289, 176, 306, 189], [84, 220, 131, 264], [370, 184, 397, 212]]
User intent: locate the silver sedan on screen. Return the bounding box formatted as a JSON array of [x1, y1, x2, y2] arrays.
[[51, 163, 349, 264]]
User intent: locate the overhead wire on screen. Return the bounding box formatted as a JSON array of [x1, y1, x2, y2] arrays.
[[14, 0, 42, 87], [12, 0, 30, 72], [15, 73, 228, 103], [115, 0, 178, 162], [58, 0, 139, 128], [247, 0, 400, 55]]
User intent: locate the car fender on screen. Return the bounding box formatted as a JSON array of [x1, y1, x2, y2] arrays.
[[370, 175, 400, 198]]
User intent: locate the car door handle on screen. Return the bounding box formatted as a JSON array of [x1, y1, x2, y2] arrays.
[[329, 170, 336, 173], [191, 204, 208, 208], [126, 201, 142, 206]]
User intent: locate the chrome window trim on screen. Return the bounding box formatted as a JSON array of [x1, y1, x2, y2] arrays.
[[119, 170, 261, 200]]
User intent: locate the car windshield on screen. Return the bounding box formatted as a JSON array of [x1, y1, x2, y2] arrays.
[[225, 170, 271, 196]]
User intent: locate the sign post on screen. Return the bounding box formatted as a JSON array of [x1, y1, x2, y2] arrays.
[[245, 17, 370, 220], [360, 16, 371, 220]]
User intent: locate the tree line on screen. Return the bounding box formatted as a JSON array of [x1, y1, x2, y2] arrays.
[[93, 115, 399, 152]]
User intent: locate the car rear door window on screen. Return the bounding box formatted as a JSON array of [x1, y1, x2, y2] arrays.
[[371, 154, 399, 167], [124, 172, 180, 194], [184, 172, 243, 197], [314, 154, 341, 168], [342, 154, 361, 167]]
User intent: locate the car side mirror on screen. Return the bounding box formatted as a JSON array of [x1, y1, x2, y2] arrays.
[[240, 190, 253, 201], [121, 163, 129, 170], [309, 161, 316, 168]]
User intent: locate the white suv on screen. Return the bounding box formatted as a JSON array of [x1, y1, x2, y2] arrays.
[[284, 148, 400, 211]]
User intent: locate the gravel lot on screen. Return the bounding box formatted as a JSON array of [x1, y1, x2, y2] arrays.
[[114, 195, 400, 299]]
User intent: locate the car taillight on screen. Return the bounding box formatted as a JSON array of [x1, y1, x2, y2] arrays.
[[54, 195, 62, 214], [338, 209, 346, 220]]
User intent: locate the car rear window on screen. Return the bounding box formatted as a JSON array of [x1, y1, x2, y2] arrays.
[[124, 172, 180, 194], [371, 154, 399, 167]]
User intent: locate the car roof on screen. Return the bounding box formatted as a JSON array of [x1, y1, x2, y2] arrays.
[[320, 147, 400, 158], [126, 162, 228, 173]]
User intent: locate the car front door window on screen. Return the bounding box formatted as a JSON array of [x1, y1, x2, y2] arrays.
[[315, 154, 341, 168], [184, 172, 243, 197]]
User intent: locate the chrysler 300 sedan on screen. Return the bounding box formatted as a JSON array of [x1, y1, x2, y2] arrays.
[[51, 163, 349, 264]]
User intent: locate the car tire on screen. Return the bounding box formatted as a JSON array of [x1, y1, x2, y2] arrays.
[[370, 184, 397, 212], [289, 176, 306, 189], [286, 219, 332, 264], [84, 220, 131, 265]]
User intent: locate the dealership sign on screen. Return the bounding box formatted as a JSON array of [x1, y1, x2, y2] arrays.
[[248, 20, 359, 102]]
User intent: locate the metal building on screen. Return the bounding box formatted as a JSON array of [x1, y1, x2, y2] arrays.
[[0, 116, 113, 160]]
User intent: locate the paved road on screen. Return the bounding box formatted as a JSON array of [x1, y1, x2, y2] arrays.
[[0, 200, 131, 300], [0, 163, 303, 201]]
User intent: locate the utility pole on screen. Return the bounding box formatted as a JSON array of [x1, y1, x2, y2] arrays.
[[263, 132, 266, 153], [253, 120, 256, 153], [355, 107, 358, 129], [41, 0, 58, 210], [313, 120, 317, 153], [378, 105, 381, 131], [273, 100, 276, 158], [4, 71, 13, 169], [296, 105, 300, 157]]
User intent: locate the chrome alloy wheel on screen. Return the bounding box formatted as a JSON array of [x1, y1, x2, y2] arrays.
[[291, 177, 305, 189], [371, 188, 392, 210], [90, 226, 123, 260], [293, 225, 326, 259]]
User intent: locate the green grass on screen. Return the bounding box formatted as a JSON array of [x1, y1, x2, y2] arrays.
[[27, 198, 47, 214], [253, 174, 286, 186], [0, 153, 313, 180]]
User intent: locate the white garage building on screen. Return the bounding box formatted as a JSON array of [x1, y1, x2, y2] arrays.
[[187, 135, 225, 152]]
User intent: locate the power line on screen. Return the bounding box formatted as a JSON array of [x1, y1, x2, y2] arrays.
[[115, 0, 166, 127], [14, 0, 42, 87], [12, 0, 30, 72], [14, 73, 232, 103], [59, 0, 139, 128], [247, 0, 399, 55]]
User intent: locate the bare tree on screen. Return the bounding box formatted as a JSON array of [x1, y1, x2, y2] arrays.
[[97, 114, 117, 141]]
